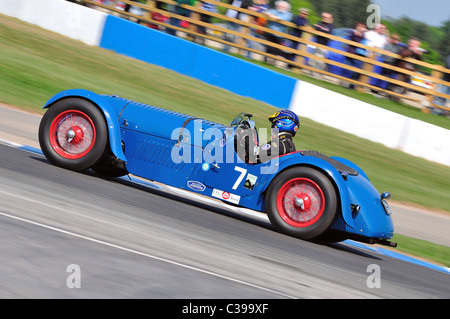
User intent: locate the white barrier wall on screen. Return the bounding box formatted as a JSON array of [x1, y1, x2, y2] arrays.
[[289, 81, 450, 166], [0, 0, 106, 46], [1, 0, 450, 167]]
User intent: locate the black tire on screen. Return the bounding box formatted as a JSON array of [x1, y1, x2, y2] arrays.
[[266, 167, 338, 239], [38, 98, 108, 171]]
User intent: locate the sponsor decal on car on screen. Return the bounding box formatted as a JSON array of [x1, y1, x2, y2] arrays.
[[187, 181, 206, 192], [212, 189, 241, 204], [244, 173, 257, 190]]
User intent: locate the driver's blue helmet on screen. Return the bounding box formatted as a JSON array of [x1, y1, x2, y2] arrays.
[[268, 110, 300, 136]]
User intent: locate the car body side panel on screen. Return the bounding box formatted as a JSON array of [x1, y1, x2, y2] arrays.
[[116, 98, 227, 187], [120, 129, 200, 187]]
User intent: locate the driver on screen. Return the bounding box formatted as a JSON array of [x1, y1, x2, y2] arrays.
[[235, 110, 299, 163], [258, 110, 299, 161]]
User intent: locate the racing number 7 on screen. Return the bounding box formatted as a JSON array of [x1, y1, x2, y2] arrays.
[[232, 166, 247, 190]]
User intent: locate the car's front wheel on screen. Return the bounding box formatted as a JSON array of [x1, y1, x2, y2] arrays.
[[38, 98, 108, 171], [266, 167, 338, 239]]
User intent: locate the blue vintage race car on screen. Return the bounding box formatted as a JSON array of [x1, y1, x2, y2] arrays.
[[38, 89, 396, 247]]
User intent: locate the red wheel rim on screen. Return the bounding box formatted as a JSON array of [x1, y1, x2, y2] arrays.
[[276, 178, 325, 227], [49, 110, 96, 159]]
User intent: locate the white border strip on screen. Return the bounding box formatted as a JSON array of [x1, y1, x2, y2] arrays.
[[289, 81, 450, 167], [0, 0, 107, 46]]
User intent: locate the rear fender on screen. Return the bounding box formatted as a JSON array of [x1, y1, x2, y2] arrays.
[[43, 89, 126, 162]]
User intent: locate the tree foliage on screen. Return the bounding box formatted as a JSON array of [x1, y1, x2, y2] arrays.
[[304, 0, 450, 66], [383, 16, 450, 66], [309, 0, 372, 28], [438, 20, 450, 60]]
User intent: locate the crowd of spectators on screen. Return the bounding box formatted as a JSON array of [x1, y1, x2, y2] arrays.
[[90, 0, 448, 106], [178, 0, 427, 95]]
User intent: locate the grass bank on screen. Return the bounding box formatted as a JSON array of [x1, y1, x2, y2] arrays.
[[390, 234, 450, 268]]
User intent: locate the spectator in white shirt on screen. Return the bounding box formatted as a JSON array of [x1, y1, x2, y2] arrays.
[[364, 23, 388, 51]]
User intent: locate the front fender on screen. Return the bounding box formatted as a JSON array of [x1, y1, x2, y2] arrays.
[[260, 152, 356, 229], [43, 89, 127, 162], [260, 152, 394, 239], [331, 156, 369, 180], [329, 157, 394, 238]]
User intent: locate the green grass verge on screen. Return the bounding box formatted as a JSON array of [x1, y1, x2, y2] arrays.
[[390, 234, 450, 268], [0, 14, 448, 265]]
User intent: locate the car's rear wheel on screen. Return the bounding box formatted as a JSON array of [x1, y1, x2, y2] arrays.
[[266, 167, 338, 239], [38, 98, 108, 171]]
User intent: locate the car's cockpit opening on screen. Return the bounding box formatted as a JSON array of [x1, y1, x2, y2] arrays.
[[229, 113, 259, 163]]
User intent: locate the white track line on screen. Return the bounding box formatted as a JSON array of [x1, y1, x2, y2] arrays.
[[0, 210, 296, 298]]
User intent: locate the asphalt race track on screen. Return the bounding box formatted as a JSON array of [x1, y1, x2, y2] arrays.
[[1, 142, 450, 299], [0, 105, 449, 299]]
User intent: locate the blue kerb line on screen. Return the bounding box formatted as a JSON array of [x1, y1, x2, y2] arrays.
[[3, 140, 449, 275], [344, 240, 450, 274]]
